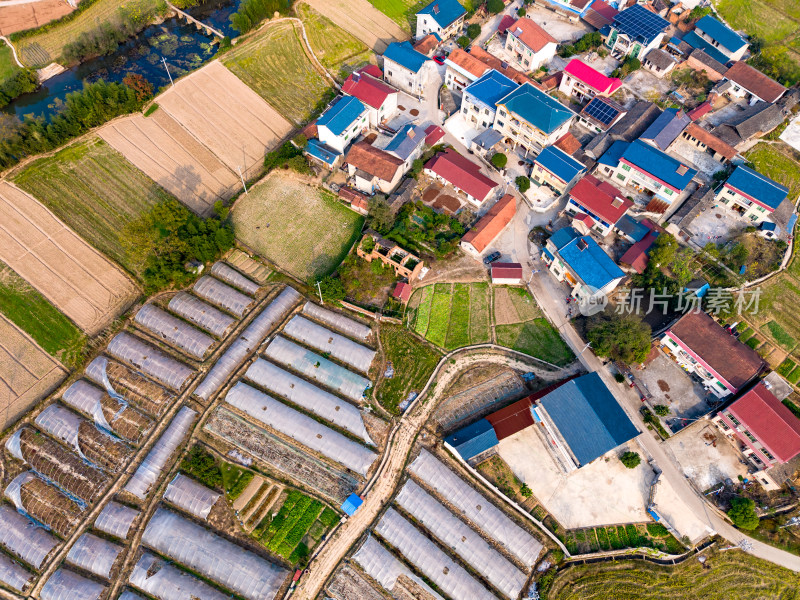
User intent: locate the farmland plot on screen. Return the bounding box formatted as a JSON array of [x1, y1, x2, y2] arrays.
[[303, 0, 408, 52], [0, 181, 138, 334], [0, 314, 67, 432], [0, 0, 74, 37], [297, 4, 372, 74]]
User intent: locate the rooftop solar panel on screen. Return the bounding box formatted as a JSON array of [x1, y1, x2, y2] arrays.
[[582, 98, 621, 126], [613, 5, 668, 44]]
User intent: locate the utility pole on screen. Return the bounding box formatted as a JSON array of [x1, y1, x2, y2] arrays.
[[162, 56, 174, 87], [237, 166, 248, 194], [316, 280, 324, 304]]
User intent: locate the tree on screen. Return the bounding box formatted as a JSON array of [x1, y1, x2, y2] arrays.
[[654, 404, 670, 416], [490, 152, 507, 169], [587, 312, 652, 365], [620, 451, 641, 468], [487, 0, 504, 13], [361, 235, 375, 253], [517, 7, 526, 16], [520, 483, 533, 498], [466, 23, 481, 40], [457, 35, 471, 49], [688, 5, 712, 20], [670, 247, 694, 287], [410, 158, 424, 177], [315, 275, 346, 302], [367, 195, 394, 234], [516, 176, 530, 193], [728, 497, 759, 530], [122, 73, 153, 103], [648, 233, 678, 267]]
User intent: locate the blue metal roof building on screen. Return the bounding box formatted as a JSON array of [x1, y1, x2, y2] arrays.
[[640, 108, 691, 150], [445, 419, 499, 462], [305, 139, 340, 167], [694, 15, 746, 55], [557, 234, 625, 291], [534, 146, 586, 185], [548, 226, 581, 250], [497, 83, 575, 135], [317, 96, 367, 136], [681, 30, 730, 66], [464, 69, 517, 111], [538, 372, 639, 466], [341, 494, 363, 516], [417, 0, 466, 28], [384, 123, 427, 161], [723, 165, 789, 210], [598, 140, 630, 167], [384, 41, 429, 73], [621, 140, 697, 191]]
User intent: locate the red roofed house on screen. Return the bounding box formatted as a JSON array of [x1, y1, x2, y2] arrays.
[[722, 61, 787, 104], [713, 380, 800, 490], [460, 194, 516, 256], [504, 18, 558, 70], [687, 101, 712, 121], [558, 59, 623, 102], [497, 14, 516, 34], [392, 282, 413, 303], [414, 34, 440, 56], [424, 149, 499, 208], [491, 262, 523, 285], [620, 228, 658, 273], [444, 47, 490, 92], [565, 174, 632, 236], [345, 142, 405, 194], [424, 124, 445, 146], [342, 67, 399, 128]]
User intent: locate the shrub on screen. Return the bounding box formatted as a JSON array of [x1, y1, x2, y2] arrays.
[[264, 141, 303, 171], [520, 483, 533, 498], [654, 404, 670, 416], [490, 152, 507, 169], [517, 7, 526, 16], [728, 497, 759, 530], [180, 446, 222, 489], [457, 35, 471, 49], [487, 0, 505, 13], [314, 275, 346, 302], [620, 451, 641, 469], [587, 312, 652, 365], [614, 372, 626, 383], [516, 175, 530, 193], [122, 73, 154, 103], [466, 23, 481, 39], [230, 0, 292, 34]]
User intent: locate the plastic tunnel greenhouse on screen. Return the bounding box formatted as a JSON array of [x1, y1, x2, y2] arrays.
[[0, 504, 59, 569], [130, 553, 230, 600], [194, 286, 301, 402], [119, 591, 146, 600], [107, 332, 195, 391], [245, 358, 372, 441], [408, 450, 543, 566], [40, 568, 106, 600], [264, 336, 370, 403], [124, 406, 197, 500], [142, 508, 289, 600], [283, 316, 376, 373], [168, 292, 236, 338], [303, 302, 372, 341], [226, 383, 377, 477], [375, 508, 497, 600], [4, 472, 84, 537], [0, 552, 33, 593], [134, 304, 215, 360], [94, 501, 139, 540], [210, 262, 260, 296], [353, 536, 445, 600], [193, 276, 255, 317], [163, 473, 220, 521], [84, 356, 174, 417], [65, 533, 122, 579]]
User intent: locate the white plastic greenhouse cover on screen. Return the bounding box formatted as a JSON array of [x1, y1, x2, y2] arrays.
[[61, 380, 114, 433], [40, 568, 106, 600], [142, 508, 289, 600], [303, 302, 371, 341], [4, 472, 36, 511], [264, 336, 370, 403], [119, 591, 146, 600], [245, 358, 372, 442], [107, 332, 194, 391], [94, 501, 139, 540], [283, 316, 376, 373], [193, 276, 255, 317], [195, 286, 301, 401], [163, 473, 220, 521], [0, 552, 32, 593], [396, 479, 527, 599], [168, 292, 236, 338], [130, 553, 230, 600], [211, 262, 260, 295], [34, 403, 83, 454], [226, 383, 377, 476], [0, 504, 59, 569], [134, 304, 215, 360], [124, 406, 198, 500], [375, 509, 497, 600], [352, 537, 445, 600], [408, 450, 543, 566], [66, 533, 122, 579]]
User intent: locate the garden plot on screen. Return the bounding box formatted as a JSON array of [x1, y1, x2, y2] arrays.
[[237, 477, 284, 532], [0, 0, 73, 36], [0, 314, 67, 432], [410, 282, 492, 350], [0, 181, 138, 335], [226, 249, 271, 284], [302, 0, 408, 52]]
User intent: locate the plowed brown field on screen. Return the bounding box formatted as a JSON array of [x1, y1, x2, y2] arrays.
[[0, 181, 138, 334], [0, 0, 73, 36], [302, 0, 408, 52]]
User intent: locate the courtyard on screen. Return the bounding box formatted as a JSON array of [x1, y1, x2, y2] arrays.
[[685, 199, 750, 248]]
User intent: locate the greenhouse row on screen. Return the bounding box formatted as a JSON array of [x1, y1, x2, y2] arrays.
[[130, 553, 230, 600], [65, 532, 122, 579], [134, 304, 215, 360], [303, 302, 372, 342], [85, 357, 173, 417], [0, 551, 32, 593], [409, 451, 542, 566], [195, 286, 301, 401], [0, 504, 59, 569], [163, 473, 221, 521], [40, 568, 105, 600], [124, 406, 197, 500], [284, 316, 376, 373], [34, 403, 83, 454], [264, 336, 370, 403], [168, 292, 236, 338], [193, 275, 255, 317], [396, 479, 527, 599], [353, 536, 444, 600], [245, 358, 372, 442], [94, 501, 140, 540], [119, 591, 146, 600], [108, 332, 195, 392], [5, 471, 83, 537], [211, 261, 260, 296], [375, 508, 497, 600], [226, 383, 377, 477], [142, 508, 288, 600]]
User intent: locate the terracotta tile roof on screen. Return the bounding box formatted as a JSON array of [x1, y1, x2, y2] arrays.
[[414, 34, 439, 55], [461, 194, 516, 253], [469, 46, 543, 88], [424, 149, 497, 200], [360, 64, 383, 78], [667, 311, 766, 391], [684, 123, 737, 160], [620, 229, 658, 273], [342, 69, 397, 109], [645, 197, 670, 213], [554, 132, 582, 155], [583, 0, 618, 28], [539, 70, 563, 91], [497, 14, 516, 34], [345, 142, 404, 182], [506, 18, 557, 52], [392, 282, 413, 302], [569, 174, 631, 225], [687, 101, 712, 120], [446, 48, 490, 79], [724, 61, 787, 103]]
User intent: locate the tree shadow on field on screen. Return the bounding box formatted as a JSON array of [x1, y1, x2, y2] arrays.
[[160, 164, 215, 217], [308, 252, 335, 280]]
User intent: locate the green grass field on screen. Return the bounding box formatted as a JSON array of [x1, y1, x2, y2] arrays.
[[546, 549, 800, 600], [0, 262, 85, 367], [426, 283, 452, 347], [745, 143, 800, 201], [232, 172, 363, 281], [223, 20, 331, 125], [297, 4, 371, 75], [12, 137, 169, 280], [0, 44, 22, 82], [445, 283, 471, 349], [469, 282, 490, 344], [717, 0, 797, 43], [366, 0, 429, 32], [376, 324, 441, 413], [258, 489, 336, 564], [496, 319, 574, 366]]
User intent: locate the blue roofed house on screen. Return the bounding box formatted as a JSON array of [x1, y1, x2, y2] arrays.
[[605, 4, 669, 59], [462, 70, 518, 132], [415, 0, 466, 41], [681, 30, 731, 66], [383, 41, 432, 97], [542, 226, 626, 301], [317, 95, 369, 154], [532, 372, 639, 470], [383, 123, 427, 172], [692, 15, 747, 62], [531, 145, 587, 194], [341, 494, 363, 516], [305, 138, 342, 169], [444, 418, 500, 465], [639, 107, 690, 150], [493, 83, 576, 154], [714, 165, 791, 230]]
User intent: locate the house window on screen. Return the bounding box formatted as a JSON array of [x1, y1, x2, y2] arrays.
[[496, 120, 504, 127], [726, 188, 735, 195], [499, 109, 506, 117], [387, 70, 393, 77], [664, 189, 673, 196], [616, 173, 626, 181], [484, 108, 490, 115], [621, 164, 631, 171], [757, 206, 766, 212]]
